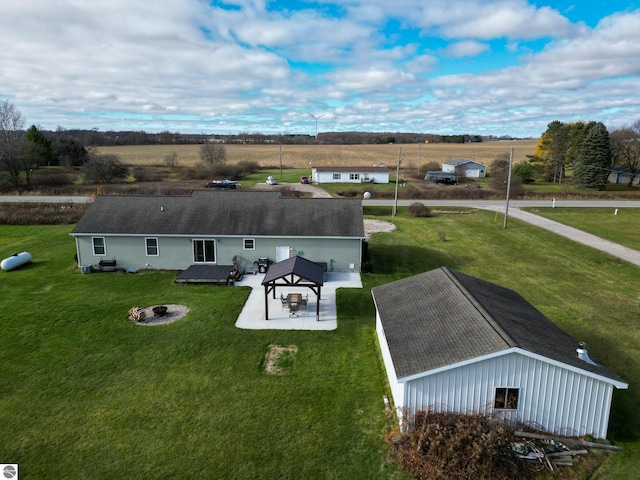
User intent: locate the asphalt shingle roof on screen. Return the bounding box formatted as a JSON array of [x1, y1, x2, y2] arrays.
[[372, 267, 625, 384], [71, 191, 364, 238]]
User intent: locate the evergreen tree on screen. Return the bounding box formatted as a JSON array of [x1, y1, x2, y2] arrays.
[[573, 122, 611, 190]]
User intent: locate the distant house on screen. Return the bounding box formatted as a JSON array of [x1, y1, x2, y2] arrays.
[[311, 166, 389, 184], [608, 165, 640, 185], [372, 267, 628, 439], [71, 191, 365, 273], [442, 159, 486, 178]]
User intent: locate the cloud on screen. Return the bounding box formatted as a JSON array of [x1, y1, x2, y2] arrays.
[[444, 41, 490, 58]]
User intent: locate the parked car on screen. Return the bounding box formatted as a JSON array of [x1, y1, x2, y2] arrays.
[[266, 176, 278, 185], [205, 179, 238, 189], [300, 176, 309, 184]]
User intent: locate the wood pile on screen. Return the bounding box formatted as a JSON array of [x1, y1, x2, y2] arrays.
[[128, 306, 146, 323], [512, 431, 623, 473]]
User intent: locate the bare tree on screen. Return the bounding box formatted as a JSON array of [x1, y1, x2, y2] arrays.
[[610, 120, 640, 185], [0, 100, 26, 187], [199, 143, 227, 167], [163, 151, 179, 168]]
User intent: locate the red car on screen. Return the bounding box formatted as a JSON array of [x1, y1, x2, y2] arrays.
[[300, 176, 309, 184]]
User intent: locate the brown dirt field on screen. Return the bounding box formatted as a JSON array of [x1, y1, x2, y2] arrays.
[[97, 140, 537, 169]]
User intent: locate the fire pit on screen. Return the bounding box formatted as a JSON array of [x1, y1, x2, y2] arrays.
[[152, 305, 168, 317]]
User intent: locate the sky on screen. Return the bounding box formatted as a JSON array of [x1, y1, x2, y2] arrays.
[[1, 0, 639, 138]]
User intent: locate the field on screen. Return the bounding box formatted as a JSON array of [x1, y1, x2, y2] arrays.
[[1, 206, 639, 479], [97, 140, 538, 169]]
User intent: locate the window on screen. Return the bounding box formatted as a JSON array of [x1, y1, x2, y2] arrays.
[[349, 173, 359, 180], [146, 238, 159, 256], [332, 173, 341, 180], [193, 239, 216, 263], [92, 237, 106, 256], [494, 388, 519, 410], [243, 238, 255, 250]]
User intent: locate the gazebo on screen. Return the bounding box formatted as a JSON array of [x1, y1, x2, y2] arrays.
[[261, 256, 325, 321]]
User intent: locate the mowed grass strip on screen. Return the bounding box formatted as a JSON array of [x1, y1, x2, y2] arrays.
[[522, 207, 640, 250], [1, 207, 639, 479]]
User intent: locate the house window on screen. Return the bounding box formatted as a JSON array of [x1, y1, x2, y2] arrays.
[[243, 238, 255, 250], [92, 237, 106, 256], [494, 387, 519, 410], [193, 239, 216, 263], [332, 173, 341, 180], [146, 238, 159, 256], [349, 173, 359, 180]]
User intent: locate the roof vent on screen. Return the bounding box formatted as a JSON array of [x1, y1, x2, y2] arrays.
[[160, 206, 164, 212], [576, 342, 597, 365]]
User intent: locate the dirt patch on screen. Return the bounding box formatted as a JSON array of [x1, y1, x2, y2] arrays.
[[364, 219, 396, 240], [263, 344, 298, 375], [130, 304, 190, 326]]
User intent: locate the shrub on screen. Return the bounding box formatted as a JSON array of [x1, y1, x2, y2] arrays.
[[31, 168, 76, 187], [408, 202, 431, 217]]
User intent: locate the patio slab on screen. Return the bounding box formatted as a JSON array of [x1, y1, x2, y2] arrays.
[[234, 271, 363, 330]]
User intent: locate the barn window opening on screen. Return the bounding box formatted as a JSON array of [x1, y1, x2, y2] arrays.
[[494, 387, 519, 409]]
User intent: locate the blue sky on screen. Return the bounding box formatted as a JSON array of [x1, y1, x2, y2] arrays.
[[1, 0, 639, 137]]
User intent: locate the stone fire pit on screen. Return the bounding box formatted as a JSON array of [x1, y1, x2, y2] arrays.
[[129, 304, 190, 326]]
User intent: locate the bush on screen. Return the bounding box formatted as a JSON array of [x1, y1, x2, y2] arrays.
[[408, 202, 431, 217], [83, 154, 128, 184], [31, 168, 76, 187]]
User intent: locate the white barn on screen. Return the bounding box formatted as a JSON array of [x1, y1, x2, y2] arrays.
[[372, 267, 628, 439], [442, 159, 486, 178], [311, 166, 389, 184]]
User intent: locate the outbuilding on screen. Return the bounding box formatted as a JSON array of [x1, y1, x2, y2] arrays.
[[372, 267, 628, 439], [311, 166, 389, 184], [71, 191, 364, 274], [442, 159, 487, 178]]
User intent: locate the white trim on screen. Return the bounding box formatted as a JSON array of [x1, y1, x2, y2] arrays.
[[243, 238, 255, 250], [192, 238, 216, 263], [92, 236, 106, 256]]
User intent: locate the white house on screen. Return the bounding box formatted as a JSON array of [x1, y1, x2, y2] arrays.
[[442, 159, 486, 178], [372, 267, 628, 439], [311, 166, 389, 184]]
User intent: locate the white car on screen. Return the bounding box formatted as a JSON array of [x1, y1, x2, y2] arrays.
[[266, 176, 278, 185]]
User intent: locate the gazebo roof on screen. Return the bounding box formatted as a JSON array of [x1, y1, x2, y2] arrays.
[[262, 256, 325, 286]]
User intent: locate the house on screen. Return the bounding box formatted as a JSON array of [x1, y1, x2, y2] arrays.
[[372, 267, 628, 439], [311, 166, 389, 184], [442, 159, 486, 178], [71, 191, 365, 273], [607, 165, 640, 185]]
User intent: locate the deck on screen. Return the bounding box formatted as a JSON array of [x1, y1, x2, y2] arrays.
[[175, 265, 236, 285]]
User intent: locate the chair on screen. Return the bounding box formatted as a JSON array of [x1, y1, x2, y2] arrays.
[[280, 293, 289, 311], [300, 294, 308, 311]]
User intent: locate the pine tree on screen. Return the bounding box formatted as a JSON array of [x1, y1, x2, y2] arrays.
[[573, 122, 611, 190]]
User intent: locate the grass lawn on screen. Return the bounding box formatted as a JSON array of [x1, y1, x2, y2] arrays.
[[1, 208, 639, 479], [521, 207, 640, 251]]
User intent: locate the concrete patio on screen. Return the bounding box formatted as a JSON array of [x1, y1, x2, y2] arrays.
[[234, 271, 363, 330]]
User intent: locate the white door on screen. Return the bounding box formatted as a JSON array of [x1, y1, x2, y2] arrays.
[[276, 246, 290, 262]]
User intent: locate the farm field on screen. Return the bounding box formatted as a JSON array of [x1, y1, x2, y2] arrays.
[[97, 140, 538, 169], [1, 207, 639, 479]]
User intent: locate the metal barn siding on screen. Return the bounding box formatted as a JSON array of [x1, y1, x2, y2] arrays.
[[401, 351, 615, 438]]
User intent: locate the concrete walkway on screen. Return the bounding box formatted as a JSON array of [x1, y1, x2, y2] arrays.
[[485, 206, 640, 267], [234, 271, 362, 330]]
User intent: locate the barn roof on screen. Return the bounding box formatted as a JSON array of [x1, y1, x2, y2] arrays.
[[372, 267, 626, 385], [71, 191, 364, 238]]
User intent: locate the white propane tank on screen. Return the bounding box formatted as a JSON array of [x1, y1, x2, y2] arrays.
[[1, 252, 32, 271]]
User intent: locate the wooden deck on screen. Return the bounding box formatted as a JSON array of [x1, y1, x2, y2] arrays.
[[175, 265, 236, 285]]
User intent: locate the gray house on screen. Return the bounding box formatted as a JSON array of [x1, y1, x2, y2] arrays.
[[442, 159, 486, 178], [372, 267, 628, 439], [71, 191, 365, 273]]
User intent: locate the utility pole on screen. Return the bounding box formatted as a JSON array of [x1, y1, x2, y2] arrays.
[[418, 143, 422, 175], [393, 147, 402, 217], [279, 144, 283, 179], [503, 147, 514, 229]]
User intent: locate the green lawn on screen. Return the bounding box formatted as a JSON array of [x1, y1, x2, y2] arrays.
[[1, 209, 639, 479], [521, 207, 640, 251]]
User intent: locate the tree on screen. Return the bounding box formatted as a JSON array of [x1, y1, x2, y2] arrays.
[[83, 153, 128, 184], [490, 152, 523, 195], [610, 120, 640, 185], [573, 122, 611, 190], [24, 125, 54, 168], [163, 151, 179, 168], [51, 136, 89, 167], [538, 120, 571, 183], [512, 160, 539, 184], [199, 143, 227, 168], [0, 100, 26, 187]]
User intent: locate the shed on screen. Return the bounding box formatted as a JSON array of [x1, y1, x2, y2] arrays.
[[372, 267, 628, 438], [442, 159, 486, 178], [311, 166, 389, 184]]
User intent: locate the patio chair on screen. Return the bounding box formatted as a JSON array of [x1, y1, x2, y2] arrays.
[[280, 293, 289, 311], [300, 294, 308, 310]]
